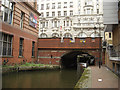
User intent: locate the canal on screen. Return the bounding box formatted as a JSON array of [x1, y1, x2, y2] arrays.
[[2, 68, 83, 88]]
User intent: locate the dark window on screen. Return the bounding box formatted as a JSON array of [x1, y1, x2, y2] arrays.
[[64, 21, 65, 26], [20, 11, 24, 29], [109, 33, 111, 38], [19, 38, 24, 56], [97, 9, 99, 14], [0, 33, 12, 56], [113, 63, 115, 72], [41, 4, 44, 10], [32, 41, 35, 57]]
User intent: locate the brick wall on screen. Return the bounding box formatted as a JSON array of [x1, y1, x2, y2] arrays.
[[13, 2, 39, 36], [38, 49, 105, 65], [1, 22, 38, 65], [1, 2, 40, 65], [38, 38, 101, 49]]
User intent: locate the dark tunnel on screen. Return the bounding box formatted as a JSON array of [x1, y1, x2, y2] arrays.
[[60, 51, 95, 69]]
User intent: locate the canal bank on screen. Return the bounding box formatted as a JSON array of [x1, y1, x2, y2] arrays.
[[2, 63, 60, 74], [75, 67, 91, 88]]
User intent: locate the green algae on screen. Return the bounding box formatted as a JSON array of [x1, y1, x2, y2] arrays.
[[75, 67, 91, 88]]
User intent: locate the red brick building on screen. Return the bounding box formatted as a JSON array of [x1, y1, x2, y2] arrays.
[[0, 1, 40, 65]]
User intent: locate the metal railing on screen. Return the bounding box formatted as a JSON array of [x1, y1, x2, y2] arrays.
[[107, 45, 120, 61]]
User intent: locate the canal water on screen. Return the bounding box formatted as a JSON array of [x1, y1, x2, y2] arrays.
[[2, 68, 83, 88]]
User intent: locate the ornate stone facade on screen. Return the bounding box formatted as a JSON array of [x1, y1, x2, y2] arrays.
[[38, 0, 105, 40]]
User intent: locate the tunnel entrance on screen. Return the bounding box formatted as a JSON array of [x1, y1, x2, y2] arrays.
[[61, 51, 95, 69]]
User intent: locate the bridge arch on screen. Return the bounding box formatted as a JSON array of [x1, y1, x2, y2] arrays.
[[60, 51, 95, 69]]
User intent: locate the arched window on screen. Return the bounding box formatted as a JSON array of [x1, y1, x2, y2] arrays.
[[40, 33, 48, 38], [91, 32, 99, 37], [64, 33, 72, 38], [77, 32, 87, 38], [52, 33, 59, 38]]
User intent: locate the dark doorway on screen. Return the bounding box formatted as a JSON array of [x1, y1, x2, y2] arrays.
[[61, 51, 95, 69]]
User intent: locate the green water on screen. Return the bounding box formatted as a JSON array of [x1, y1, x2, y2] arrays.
[[2, 69, 83, 88]]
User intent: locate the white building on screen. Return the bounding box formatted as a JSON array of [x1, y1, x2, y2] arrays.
[[38, 0, 104, 40]]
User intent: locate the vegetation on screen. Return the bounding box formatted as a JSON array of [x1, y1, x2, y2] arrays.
[[2, 62, 60, 74], [75, 67, 91, 88], [2, 62, 55, 68]]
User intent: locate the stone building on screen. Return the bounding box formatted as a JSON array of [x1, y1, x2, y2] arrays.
[[0, 0, 40, 65], [38, 0, 104, 40]]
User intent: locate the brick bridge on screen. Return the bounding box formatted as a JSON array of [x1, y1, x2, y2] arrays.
[[38, 38, 105, 68]]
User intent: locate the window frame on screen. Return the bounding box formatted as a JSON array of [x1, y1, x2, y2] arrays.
[[20, 11, 25, 29], [52, 3, 55, 9], [0, 33, 13, 57], [58, 2, 61, 9], [64, 11, 67, 16], [1, 0, 14, 24], [46, 12, 49, 17], [70, 10, 73, 16], [19, 38, 24, 57], [41, 4, 44, 10], [52, 12, 55, 17], [58, 11, 61, 17], [32, 41, 35, 57]]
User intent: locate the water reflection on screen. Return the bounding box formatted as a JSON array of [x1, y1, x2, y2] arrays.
[[3, 69, 83, 88]]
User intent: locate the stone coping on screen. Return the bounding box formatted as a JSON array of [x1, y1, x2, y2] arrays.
[[75, 67, 91, 88]]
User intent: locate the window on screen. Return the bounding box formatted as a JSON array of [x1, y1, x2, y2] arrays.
[[58, 2, 61, 9], [71, 21, 72, 26], [54, 21, 57, 27], [70, 2, 73, 8], [70, 10, 73, 16], [52, 3, 55, 9], [40, 33, 48, 38], [52, 12, 55, 17], [58, 11, 61, 17], [46, 21, 48, 27], [46, 3, 49, 9], [113, 63, 115, 72], [97, 9, 99, 14], [109, 33, 111, 38], [20, 11, 24, 29], [58, 21, 60, 27], [1, 0, 14, 24], [52, 33, 59, 38], [86, 9, 91, 14], [64, 11, 67, 16], [41, 4, 44, 10], [42, 22, 45, 28], [32, 41, 35, 57], [64, 2, 67, 8], [41, 12, 44, 17], [67, 21, 69, 26], [0, 33, 12, 56], [64, 33, 72, 38], [64, 21, 65, 26], [46, 12, 49, 17], [19, 38, 24, 56]]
